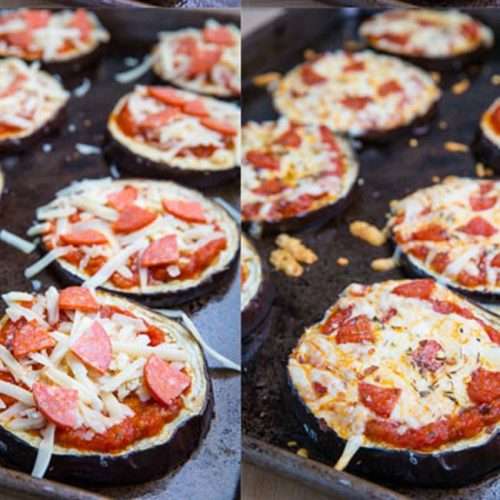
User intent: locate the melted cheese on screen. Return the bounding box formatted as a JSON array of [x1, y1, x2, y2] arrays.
[[241, 235, 262, 312], [480, 98, 500, 148]]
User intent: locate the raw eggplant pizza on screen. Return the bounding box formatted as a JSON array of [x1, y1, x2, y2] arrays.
[[152, 19, 240, 98], [0, 287, 212, 484], [241, 119, 359, 233], [0, 9, 109, 74], [0, 58, 69, 154], [474, 98, 500, 173], [359, 9, 494, 71], [107, 85, 240, 187], [28, 179, 239, 306], [272, 50, 441, 141], [388, 176, 500, 299], [287, 279, 500, 487]]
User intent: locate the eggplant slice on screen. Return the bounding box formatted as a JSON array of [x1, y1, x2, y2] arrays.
[[0, 289, 213, 485], [242, 120, 359, 234], [33, 178, 240, 307], [0, 58, 69, 154], [388, 176, 500, 299], [107, 86, 240, 188], [151, 20, 240, 98], [359, 9, 494, 72], [287, 279, 500, 487], [0, 9, 109, 75], [272, 50, 441, 141], [474, 98, 500, 173]]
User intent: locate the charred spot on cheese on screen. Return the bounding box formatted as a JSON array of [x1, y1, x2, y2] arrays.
[[106, 85, 240, 188], [151, 20, 240, 98], [0, 288, 213, 484], [0, 58, 69, 153], [33, 178, 240, 306], [388, 177, 500, 298], [272, 50, 440, 141], [474, 98, 500, 173], [360, 10, 493, 71], [287, 279, 500, 486], [242, 119, 358, 232]]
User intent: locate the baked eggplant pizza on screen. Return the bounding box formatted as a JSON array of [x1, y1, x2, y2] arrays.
[[107, 85, 240, 188], [29, 179, 239, 306], [272, 50, 440, 141], [0, 288, 212, 484], [0, 9, 109, 73], [288, 279, 500, 486], [359, 10, 494, 71], [242, 119, 359, 233], [0, 58, 69, 154], [474, 98, 500, 173], [152, 20, 240, 98], [388, 177, 500, 299]]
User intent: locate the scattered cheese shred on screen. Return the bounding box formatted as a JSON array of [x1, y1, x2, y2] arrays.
[[25, 247, 73, 279], [0, 229, 36, 254], [334, 435, 364, 471], [31, 423, 55, 479]]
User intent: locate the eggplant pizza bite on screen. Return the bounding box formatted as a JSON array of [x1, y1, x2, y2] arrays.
[[30, 179, 239, 306], [0, 58, 69, 153], [272, 50, 440, 141], [107, 85, 240, 188], [0, 9, 109, 73], [241, 119, 358, 232], [152, 20, 240, 98], [388, 177, 500, 299], [0, 288, 212, 483], [474, 98, 500, 172], [359, 9, 494, 71], [288, 279, 500, 486]]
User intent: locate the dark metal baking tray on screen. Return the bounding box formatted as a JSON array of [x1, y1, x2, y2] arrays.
[[242, 8, 500, 500], [0, 8, 240, 500]]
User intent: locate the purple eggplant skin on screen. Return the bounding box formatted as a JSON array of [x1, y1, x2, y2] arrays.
[[242, 307, 274, 365], [105, 138, 240, 189], [0, 382, 214, 485], [473, 127, 500, 173], [285, 371, 500, 487]]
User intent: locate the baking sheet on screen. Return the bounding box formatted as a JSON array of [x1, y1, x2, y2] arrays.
[[0, 8, 240, 500], [241, 8, 500, 500]]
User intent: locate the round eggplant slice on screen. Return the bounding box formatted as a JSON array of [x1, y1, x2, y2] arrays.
[[388, 176, 500, 299], [359, 10, 494, 72], [474, 98, 500, 173], [242, 120, 359, 234], [107, 86, 240, 188], [287, 279, 500, 487], [272, 50, 440, 141], [0, 290, 213, 485], [151, 20, 240, 99], [0, 9, 109, 75], [0, 58, 69, 154], [33, 178, 240, 307]]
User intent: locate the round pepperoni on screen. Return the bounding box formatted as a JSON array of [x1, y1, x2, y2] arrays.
[[336, 315, 374, 344], [200, 117, 237, 137], [321, 305, 354, 334], [300, 64, 326, 85], [392, 279, 435, 300], [378, 80, 403, 97], [112, 205, 157, 234], [33, 382, 79, 429], [458, 216, 497, 237], [411, 340, 444, 372], [71, 321, 112, 374], [359, 382, 401, 418], [60, 230, 108, 246], [12, 322, 55, 359], [245, 151, 280, 170], [469, 195, 497, 211], [162, 199, 206, 223], [341, 96, 372, 110], [148, 87, 186, 107], [203, 26, 235, 46], [182, 99, 209, 117], [141, 235, 179, 268], [412, 223, 448, 241], [107, 186, 138, 211], [467, 368, 500, 404], [274, 127, 301, 148]]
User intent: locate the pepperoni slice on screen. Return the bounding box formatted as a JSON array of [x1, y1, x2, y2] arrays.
[[59, 287, 99, 313], [411, 340, 444, 372], [467, 368, 500, 404], [480, 321, 500, 344], [480, 181, 495, 195], [313, 382, 327, 396], [107, 186, 138, 211], [458, 216, 497, 237], [392, 279, 435, 300], [145, 325, 165, 347], [430, 252, 450, 274], [12, 322, 55, 358], [461, 21, 480, 40], [203, 26, 235, 46], [112, 205, 157, 234], [141, 235, 179, 267], [378, 80, 403, 97], [412, 223, 448, 241], [359, 382, 401, 418], [147, 87, 186, 107], [176, 36, 197, 56], [409, 245, 429, 261], [23, 9, 50, 29], [200, 117, 237, 137], [33, 382, 79, 429], [6, 31, 33, 49], [71, 321, 112, 374], [253, 179, 286, 195], [0, 74, 27, 99], [274, 127, 301, 148], [144, 355, 191, 407], [194, 238, 227, 270], [116, 105, 138, 137], [376, 32, 409, 45], [470, 195, 497, 211], [139, 108, 181, 129], [336, 315, 374, 344], [69, 8, 92, 42], [162, 199, 206, 223], [60, 230, 108, 246], [182, 99, 209, 117], [321, 305, 354, 334], [341, 96, 372, 110], [319, 126, 340, 152], [187, 48, 222, 76], [246, 151, 280, 170], [300, 64, 326, 85], [431, 300, 475, 319], [492, 253, 500, 268], [343, 60, 365, 72]]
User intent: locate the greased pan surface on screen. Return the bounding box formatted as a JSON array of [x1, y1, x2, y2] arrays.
[[242, 8, 500, 499], [0, 8, 240, 500]]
